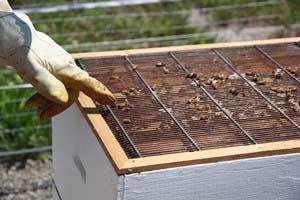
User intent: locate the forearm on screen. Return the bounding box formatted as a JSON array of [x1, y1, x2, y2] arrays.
[[0, 0, 13, 12]]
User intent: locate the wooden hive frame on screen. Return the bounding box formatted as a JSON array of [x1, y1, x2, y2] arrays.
[[73, 37, 300, 175]]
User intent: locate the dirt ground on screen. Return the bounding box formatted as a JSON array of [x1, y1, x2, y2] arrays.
[[0, 158, 52, 200]]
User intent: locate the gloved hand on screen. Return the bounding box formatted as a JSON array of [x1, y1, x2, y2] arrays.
[[0, 12, 116, 120]]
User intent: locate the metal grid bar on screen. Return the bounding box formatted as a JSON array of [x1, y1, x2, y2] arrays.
[[63, 32, 217, 52], [199, 0, 283, 13], [0, 146, 52, 158], [124, 56, 201, 150], [76, 59, 142, 157], [213, 49, 300, 132], [17, 0, 180, 14], [0, 112, 36, 120], [169, 52, 257, 144], [255, 45, 300, 84], [106, 106, 142, 157], [0, 124, 51, 134], [0, 84, 32, 90]]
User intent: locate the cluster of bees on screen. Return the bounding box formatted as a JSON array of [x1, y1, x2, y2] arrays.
[[186, 95, 210, 111], [287, 66, 300, 74], [186, 72, 227, 90], [270, 86, 297, 99], [156, 62, 170, 74], [242, 69, 299, 99], [186, 95, 211, 120], [244, 71, 274, 85], [110, 75, 120, 80], [186, 71, 245, 97], [186, 94, 225, 120], [121, 87, 139, 96], [118, 99, 134, 112], [117, 91, 137, 124], [288, 98, 300, 112]]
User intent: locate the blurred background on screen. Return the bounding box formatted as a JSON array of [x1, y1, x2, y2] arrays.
[[0, 0, 299, 199]]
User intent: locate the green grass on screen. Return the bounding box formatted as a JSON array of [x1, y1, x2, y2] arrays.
[[0, 86, 51, 153], [1, 0, 299, 155], [287, 0, 300, 23], [10, 0, 93, 7], [0, 68, 23, 85]]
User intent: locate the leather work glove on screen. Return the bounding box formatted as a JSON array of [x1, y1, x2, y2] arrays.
[[0, 12, 116, 120]]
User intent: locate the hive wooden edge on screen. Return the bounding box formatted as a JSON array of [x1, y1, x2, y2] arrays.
[[75, 38, 300, 175], [120, 140, 300, 174], [76, 92, 129, 174], [72, 37, 300, 59]]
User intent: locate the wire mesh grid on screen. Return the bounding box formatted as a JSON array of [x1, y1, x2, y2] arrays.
[[219, 44, 300, 128], [176, 47, 300, 143], [78, 42, 300, 159], [80, 57, 197, 158]]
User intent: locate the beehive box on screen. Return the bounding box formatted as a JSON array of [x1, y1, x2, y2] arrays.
[[52, 38, 300, 200]]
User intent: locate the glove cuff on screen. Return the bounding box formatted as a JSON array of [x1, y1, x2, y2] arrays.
[[0, 11, 13, 18], [0, 14, 33, 60]]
